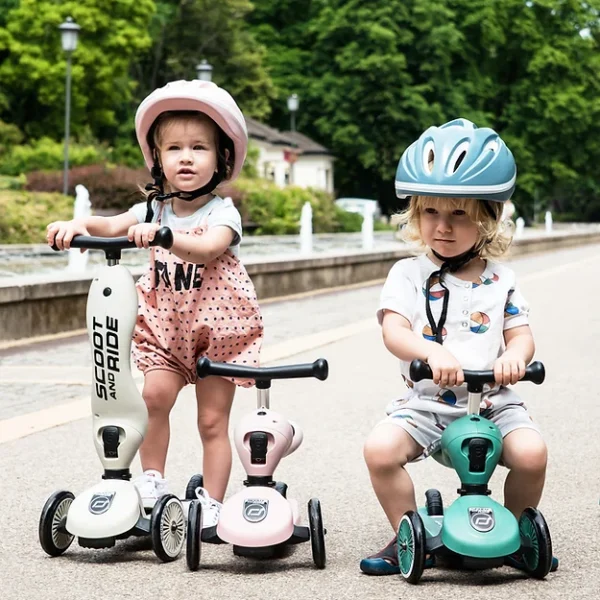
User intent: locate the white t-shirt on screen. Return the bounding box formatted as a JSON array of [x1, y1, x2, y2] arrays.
[[378, 254, 530, 412], [129, 195, 243, 256]]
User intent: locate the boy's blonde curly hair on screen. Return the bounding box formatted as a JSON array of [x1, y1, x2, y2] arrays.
[[394, 196, 514, 260]]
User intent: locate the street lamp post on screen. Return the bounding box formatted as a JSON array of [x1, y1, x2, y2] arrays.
[[196, 60, 213, 82], [59, 16, 80, 196], [286, 94, 300, 185], [287, 93, 299, 132]]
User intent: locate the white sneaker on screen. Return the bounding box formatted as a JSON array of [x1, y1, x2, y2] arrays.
[[134, 470, 169, 510], [193, 487, 222, 529]]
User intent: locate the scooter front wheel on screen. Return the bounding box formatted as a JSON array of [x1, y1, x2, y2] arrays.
[[151, 494, 185, 562], [308, 498, 326, 569], [186, 500, 202, 571], [397, 511, 426, 584], [39, 490, 75, 556], [518, 507, 553, 579]]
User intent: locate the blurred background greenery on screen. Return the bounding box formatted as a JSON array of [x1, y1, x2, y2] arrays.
[[1, 0, 599, 242]]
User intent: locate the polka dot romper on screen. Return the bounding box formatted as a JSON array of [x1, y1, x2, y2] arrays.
[[132, 205, 263, 387]]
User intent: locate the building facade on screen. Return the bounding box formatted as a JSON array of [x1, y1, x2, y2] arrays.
[[246, 118, 335, 194]]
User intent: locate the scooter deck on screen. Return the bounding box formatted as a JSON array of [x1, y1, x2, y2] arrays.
[[202, 524, 310, 546]]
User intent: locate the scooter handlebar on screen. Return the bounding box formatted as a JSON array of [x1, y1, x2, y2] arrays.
[[51, 226, 174, 251], [409, 359, 545, 386], [196, 357, 329, 383]]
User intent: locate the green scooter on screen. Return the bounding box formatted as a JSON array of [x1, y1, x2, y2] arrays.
[[397, 360, 552, 583]]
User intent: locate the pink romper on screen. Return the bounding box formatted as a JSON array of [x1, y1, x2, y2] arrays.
[[132, 203, 263, 387]]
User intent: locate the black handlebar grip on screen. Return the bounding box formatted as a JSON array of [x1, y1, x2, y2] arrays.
[[409, 360, 434, 382], [196, 357, 329, 382], [522, 361, 545, 385], [311, 358, 329, 381], [152, 226, 174, 249], [51, 226, 173, 252], [409, 359, 545, 386]]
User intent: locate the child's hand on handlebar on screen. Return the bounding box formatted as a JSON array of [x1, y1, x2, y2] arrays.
[[128, 223, 161, 249], [426, 345, 464, 388], [493, 352, 526, 386], [46, 219, 90, 250]]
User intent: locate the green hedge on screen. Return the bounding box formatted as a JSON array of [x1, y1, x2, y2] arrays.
[[0, 137, 109, 176], [232, 178, 362, 235], [2, 177, 364, 243], [0, 190, 72, 244], [0, 174, 26, 190]]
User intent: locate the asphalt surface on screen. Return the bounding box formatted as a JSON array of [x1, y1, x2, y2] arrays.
[[1, 244, 599, 599]]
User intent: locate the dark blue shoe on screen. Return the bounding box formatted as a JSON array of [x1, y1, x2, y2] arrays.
[[505, 551, 559, 572], [360, 538, 435, 576]]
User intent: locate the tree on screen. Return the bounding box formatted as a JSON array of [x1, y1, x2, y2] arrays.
[[133, 0, 276, 120], [450, 0, 600, 220], [304, 0, 471, 212], [0, 0, 155, 142], [247, 0, 322, 130]]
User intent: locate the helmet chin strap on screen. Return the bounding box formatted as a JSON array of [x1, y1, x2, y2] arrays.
[[143, 161, 226, 223], [430, 247, 479, 273], [425, 246, 479, 345]]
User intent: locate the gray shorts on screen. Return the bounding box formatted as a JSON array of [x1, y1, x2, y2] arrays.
[[382, 403, 541, 461]]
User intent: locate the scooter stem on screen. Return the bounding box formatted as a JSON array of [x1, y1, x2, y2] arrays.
[[467, 390, 482, 415], [258, 388, 270, 409]]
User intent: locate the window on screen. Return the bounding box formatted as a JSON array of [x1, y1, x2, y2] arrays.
[[263, 162, 275, 182]]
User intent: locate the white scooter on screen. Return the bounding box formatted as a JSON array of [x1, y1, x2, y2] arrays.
[[39, 227, 185, 562]]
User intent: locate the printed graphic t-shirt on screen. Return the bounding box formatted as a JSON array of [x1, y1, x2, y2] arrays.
[[377, 255, 530, 412]]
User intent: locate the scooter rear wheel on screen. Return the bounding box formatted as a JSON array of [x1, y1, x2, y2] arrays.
[[274, 481, 288, 498], [151, 494, 185, 562], [39, 490, 75, 556], [425, 489, 444, 516], [397, 511, 426, 584], [518, 507, 553, 579], [185, 474, 204, 500], [186, 500, 202, 571], [308, 498, 326, 569]]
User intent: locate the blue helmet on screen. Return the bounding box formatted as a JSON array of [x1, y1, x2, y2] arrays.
[[395, 118, 516, 202]]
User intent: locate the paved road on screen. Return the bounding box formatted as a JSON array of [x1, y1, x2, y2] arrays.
[[1, 244, 599, 599]]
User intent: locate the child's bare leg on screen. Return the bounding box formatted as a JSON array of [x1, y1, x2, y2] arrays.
[[195, 376, 236, 502], [502, 428, 547, 518], [363, 423, 423, 531], [139, 369, 186, 474]]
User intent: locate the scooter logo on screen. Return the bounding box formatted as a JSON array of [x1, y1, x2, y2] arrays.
[[89, 492, 116, 515], [469, 507, 495, 532], [91, 316, 120, 402], [243, 499, 269, 523]]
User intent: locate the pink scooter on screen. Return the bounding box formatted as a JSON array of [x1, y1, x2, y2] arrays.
[[185, 357, 329, 571]]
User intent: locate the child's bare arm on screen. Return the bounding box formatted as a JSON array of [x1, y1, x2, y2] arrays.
[[170, 226, 235, 264], [127, 223, 234, 264], [47, 212, 138, 249], [494, 325, 535, 385], [382, 310, 432, 362], [381, 310, 464, 387], [84, 213, 140, 237]]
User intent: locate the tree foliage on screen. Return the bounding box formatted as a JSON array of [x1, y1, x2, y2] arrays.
[[1, 0, 600, 221], [132, 0, 276, 120], [0, 0, 155, 141], [248, 0, 600, 219]]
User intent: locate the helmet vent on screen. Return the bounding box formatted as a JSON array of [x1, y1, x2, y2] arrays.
[[453, 151, 466, 172], [427, 149, 435, 173], [484, 139, 499, 153], [423, 140, 435, 174]]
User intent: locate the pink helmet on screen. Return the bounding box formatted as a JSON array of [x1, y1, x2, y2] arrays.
[[135, 80, 248, 183]]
